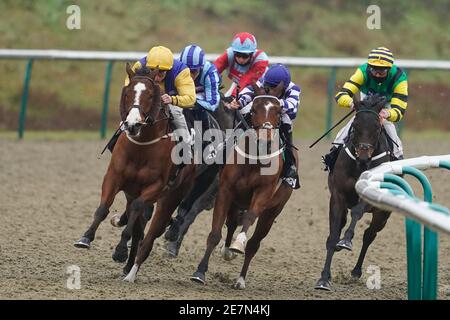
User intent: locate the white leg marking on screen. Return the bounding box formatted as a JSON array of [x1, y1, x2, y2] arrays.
[[234, 276, 246, 289], [123, 264, 139, 283]]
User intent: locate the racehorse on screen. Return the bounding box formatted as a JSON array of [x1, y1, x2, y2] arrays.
[[162, 96, 236, 257], [74, 63, 195, 276], [315, 93, 392, 291], [190, 83, 296, 289]]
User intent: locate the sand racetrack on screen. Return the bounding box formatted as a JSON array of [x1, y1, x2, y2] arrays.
[[1, 137, 450, 300]]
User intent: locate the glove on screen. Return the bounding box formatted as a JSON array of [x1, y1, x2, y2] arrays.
[[379, 109, 390, 119]]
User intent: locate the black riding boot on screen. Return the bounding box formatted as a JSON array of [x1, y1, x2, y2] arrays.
[[281, 124, 300, 189], [322, 145, 341, 172]]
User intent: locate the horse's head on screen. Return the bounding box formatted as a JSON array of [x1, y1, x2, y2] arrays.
[[122, 63, 161, 137], [351, 93, 387, 167], [249, 83, 283, 153]]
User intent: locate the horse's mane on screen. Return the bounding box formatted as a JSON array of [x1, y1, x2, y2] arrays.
[[359, 93, 387, 111]]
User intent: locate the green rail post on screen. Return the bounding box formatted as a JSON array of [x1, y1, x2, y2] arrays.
[[326, 67, 337, 139], [18, 59, 34, 139], [100, 61, 114, 139], [402, 166, 435, 300], [383, 173, 422, 300]]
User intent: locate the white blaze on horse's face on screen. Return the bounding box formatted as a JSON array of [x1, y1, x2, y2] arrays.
[[126, 82, 146, 126], [133, 82, 146, 106], [263, 101, 275, 128]]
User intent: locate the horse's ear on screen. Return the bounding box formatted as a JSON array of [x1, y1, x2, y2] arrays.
[[126, 62, 135, 80]]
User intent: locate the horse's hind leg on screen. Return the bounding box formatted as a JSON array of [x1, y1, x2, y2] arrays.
[[124, 179, 193, 283], [351, 210, 391, 278], [112, 197, 146, 263], [74, 173, 119, 249], [336, 201, 368, 252], [233, 206, 281, 290], [191, 185, 233, 285], [166, 176, 219, 257], [165, 165, 218, 242], [123, 214, 144, 275]]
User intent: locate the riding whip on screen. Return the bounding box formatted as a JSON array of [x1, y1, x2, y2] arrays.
[[309, 109, 355, 148]]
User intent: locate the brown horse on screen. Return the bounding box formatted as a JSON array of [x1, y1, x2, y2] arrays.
[[74, 63, 195, 276], [190, 83, 296, 289]]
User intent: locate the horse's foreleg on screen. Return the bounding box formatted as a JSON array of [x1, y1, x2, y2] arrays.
[[229, 188, 272, 254], [315, 194, 347, 291], [234, 206, 281, 290], [74, 173, 119, 249], [351, 210, 390, 278], [191, 185, 233, 285], [336, 201, 368, 252]]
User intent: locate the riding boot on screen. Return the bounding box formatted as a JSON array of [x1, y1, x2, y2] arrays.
[[106, 122, 126, 153], [322, 145, 340, 172], [169, 105, 193, 169], [281, 124, 300, 189]]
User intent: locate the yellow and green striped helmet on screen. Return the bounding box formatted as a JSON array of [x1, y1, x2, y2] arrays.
[[368, 47, 394, 68]]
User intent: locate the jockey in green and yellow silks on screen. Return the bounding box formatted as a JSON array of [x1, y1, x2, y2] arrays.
[[335, 47, 408, 122], [323, 47, 408, 171]]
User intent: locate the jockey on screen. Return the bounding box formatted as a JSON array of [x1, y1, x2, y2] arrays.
[[214, 32, 269, 97], [226, 63, 301, 189], [122, 45, 196, 146], [179, 44, 220, 131], [323, 47, 408, 171]]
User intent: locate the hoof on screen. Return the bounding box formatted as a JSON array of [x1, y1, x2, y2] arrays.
[[314, 279, 332, 291], [336, 239, 353, 251], [163, 242, 179, 258], [112, 249, 128, 263], [164, 224, 180, 242], [220, 245, 237, 261], [233, 277, 246, 290], [229, 239, 246, 254], [110, 214, 124, 228], [190, 271, 206, 285], [74, 236, 91, 249], [351, 268, 362, 279], [123, 264, 139, 283]]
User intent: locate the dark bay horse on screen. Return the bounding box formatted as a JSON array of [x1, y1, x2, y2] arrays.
[[315, 94, 392, 291], [74, 64, 195, 276], [190, 83, 296, 289], [162, 97, 236, 257]]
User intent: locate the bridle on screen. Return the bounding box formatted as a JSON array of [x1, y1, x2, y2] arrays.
[[124, 75, 172, 145], [344, 108, 390, 162], [248, 95, 282, 130], [125, 75, 170, 126]]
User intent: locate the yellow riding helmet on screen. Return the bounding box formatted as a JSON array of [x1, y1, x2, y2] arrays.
[[367, 47, 394, 68], [146, 46, 174, 71]]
